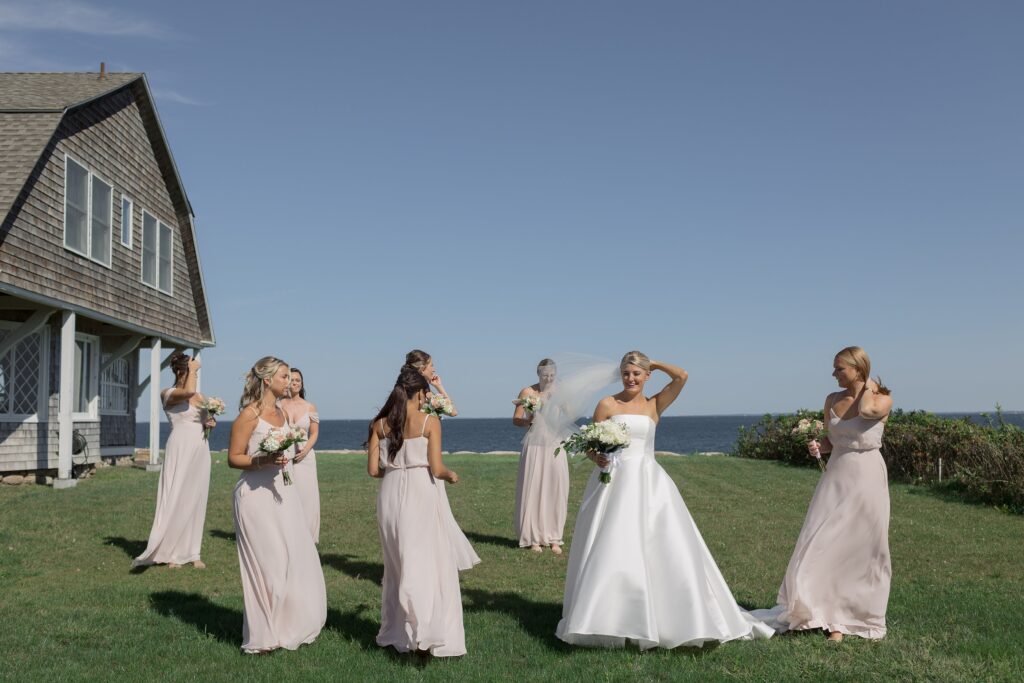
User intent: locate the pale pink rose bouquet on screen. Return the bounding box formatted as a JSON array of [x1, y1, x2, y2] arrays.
[[197, 397, 226, 440], [791, 418, 827, 472], [259, 426, 308, 485], [513, 394, 542, 414], [420, 393, 455, 418], [555, 420, 631, 484]]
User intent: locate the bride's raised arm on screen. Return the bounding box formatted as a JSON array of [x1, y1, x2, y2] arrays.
[[650, 360, 688, 416]]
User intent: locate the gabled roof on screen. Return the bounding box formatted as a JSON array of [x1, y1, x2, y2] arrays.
[[0, 72, 214, 346], [0, 72, 141, 111]]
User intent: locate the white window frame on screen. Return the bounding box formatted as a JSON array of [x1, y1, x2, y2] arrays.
[[120, 195, 133, 248], [63, 154, 113, 268], [0, 322, 49, 423], [73, 332, 100, 421], [140, 209, 174, 295], [100, 354, 131, 416]]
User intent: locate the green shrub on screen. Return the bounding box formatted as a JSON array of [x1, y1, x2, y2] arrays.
[[733, 408, 1024, 513]]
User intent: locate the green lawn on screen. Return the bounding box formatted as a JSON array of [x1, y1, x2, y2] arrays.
[[1, 454, 1021, 682]]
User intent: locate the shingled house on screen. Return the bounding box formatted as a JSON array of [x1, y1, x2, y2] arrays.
[[0, 71, 214, 488]]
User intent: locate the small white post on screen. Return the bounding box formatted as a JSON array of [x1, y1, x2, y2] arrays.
[[54, 310, 77, 489], [193, 348, 202, 393], [938, 458, 943, 483], [147, 338, 162, 471]]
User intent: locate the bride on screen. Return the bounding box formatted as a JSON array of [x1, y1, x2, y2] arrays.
[[556, 350, 773, 649]]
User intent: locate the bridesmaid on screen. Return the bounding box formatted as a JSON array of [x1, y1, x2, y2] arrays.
[[513, 359, 568, 554], [133, 352, 216, 569], [228, 356, 326, 654], [404, 349, 458, 416], [755, 346, 893, 642], [366, 366, 480, 657], [281, 367, 321, 543]]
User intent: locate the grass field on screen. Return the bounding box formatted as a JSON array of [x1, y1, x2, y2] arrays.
[[1, 453, 1021, 682]]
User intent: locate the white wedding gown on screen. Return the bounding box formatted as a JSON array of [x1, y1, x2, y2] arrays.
[[556, 414, 773, 649]]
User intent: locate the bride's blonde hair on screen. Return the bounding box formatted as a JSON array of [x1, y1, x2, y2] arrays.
[[239, 356, 288, 411], [835, 346, 891, 395], [620, 350, 651, 372]]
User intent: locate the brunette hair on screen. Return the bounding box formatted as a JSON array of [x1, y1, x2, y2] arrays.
[[367, 367, 430, 461], [168, 351, 191, 385], [290, 367, 306, 399], [537, 358, 556, 373], [835, 346, 891, 395], [239, 356, 288, 411], [404, 349, 431, 372]]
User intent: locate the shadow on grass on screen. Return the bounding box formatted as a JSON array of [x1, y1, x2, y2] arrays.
[[463, 531, 518, 549], [150, 591, 242, 647], [104, 536, 148, 568], [461, 588, 569, 652], [321, 553, 384, 585], [209, 528, 237, 542]]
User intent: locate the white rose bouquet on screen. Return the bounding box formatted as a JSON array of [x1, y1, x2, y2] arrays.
[[420, 393, 455, 418], [197, 397, 226, 440], [513, 394, 542, 414], [791, 418, 827, 472], [554, 419, 631, 484], [259, 426, 308, 485]]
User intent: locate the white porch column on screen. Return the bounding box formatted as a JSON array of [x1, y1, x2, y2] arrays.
[[147, 339, 162, 471], [192, 348, 202, 393], [54, 310, 77, 489]]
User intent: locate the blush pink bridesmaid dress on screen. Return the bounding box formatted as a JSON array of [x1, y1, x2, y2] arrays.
[[233, 411, 327, 653], [292, 410, 321, 543], [375, 414, 480, 656], [753, 410, 891, 639], [515, 415, 569, 548], [133, 389, 211, 567]]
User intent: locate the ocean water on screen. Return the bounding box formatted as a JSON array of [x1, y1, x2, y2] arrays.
[[136, 412, 1024, 455]]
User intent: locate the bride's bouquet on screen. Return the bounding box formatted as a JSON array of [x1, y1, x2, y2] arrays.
[[555, 420, 631, 484], [420, 393, 455, 418], [791, 418, 827, 472], [259, 426, 308, 485], [513, 394, 542, 414], [197, 397, 226, 440]]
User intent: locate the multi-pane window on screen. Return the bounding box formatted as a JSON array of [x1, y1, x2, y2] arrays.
[[121, 195, 133, 247], [142, 210, 174, 294], [63, 156, 112, 267], [0, 326, 46, 419], [101, 355, 130, 414]]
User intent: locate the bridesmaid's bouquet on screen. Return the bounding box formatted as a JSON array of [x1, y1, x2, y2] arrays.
[[197, 397, 226, 440], [259, 426, 308, 485], [513, 395, 542, 414], [791, 418, 827, 472], [420, 393, 455, 418], [554, 420, 631, 484]]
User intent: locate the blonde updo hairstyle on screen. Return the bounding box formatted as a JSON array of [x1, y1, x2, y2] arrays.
[[835, 346, 891, 395], [537, 358, 556, 374], [239, 356, 288, 411], [620, 350, 651, 373]]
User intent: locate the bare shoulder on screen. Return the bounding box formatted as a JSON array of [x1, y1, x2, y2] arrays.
[[235, 405, 259, 426], [307, 401, 318, 413], [518, 386, 536, 398]]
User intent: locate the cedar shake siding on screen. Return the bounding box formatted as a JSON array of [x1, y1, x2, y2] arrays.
[[0, 72, 214, 478], [0, 81, 211, 345]]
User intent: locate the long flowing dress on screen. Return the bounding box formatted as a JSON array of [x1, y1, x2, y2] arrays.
[[133, 389, 211, 567], [557, 414, 773, 649], [233, 415, 327, 653], [376, 416, 481, 657], [292, 410, 321, 543], [752, 410, 891, 639], [515, 415, 569, 547]]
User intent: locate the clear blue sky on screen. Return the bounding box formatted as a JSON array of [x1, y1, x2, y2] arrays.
[[3, 1, 1022, 417]]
